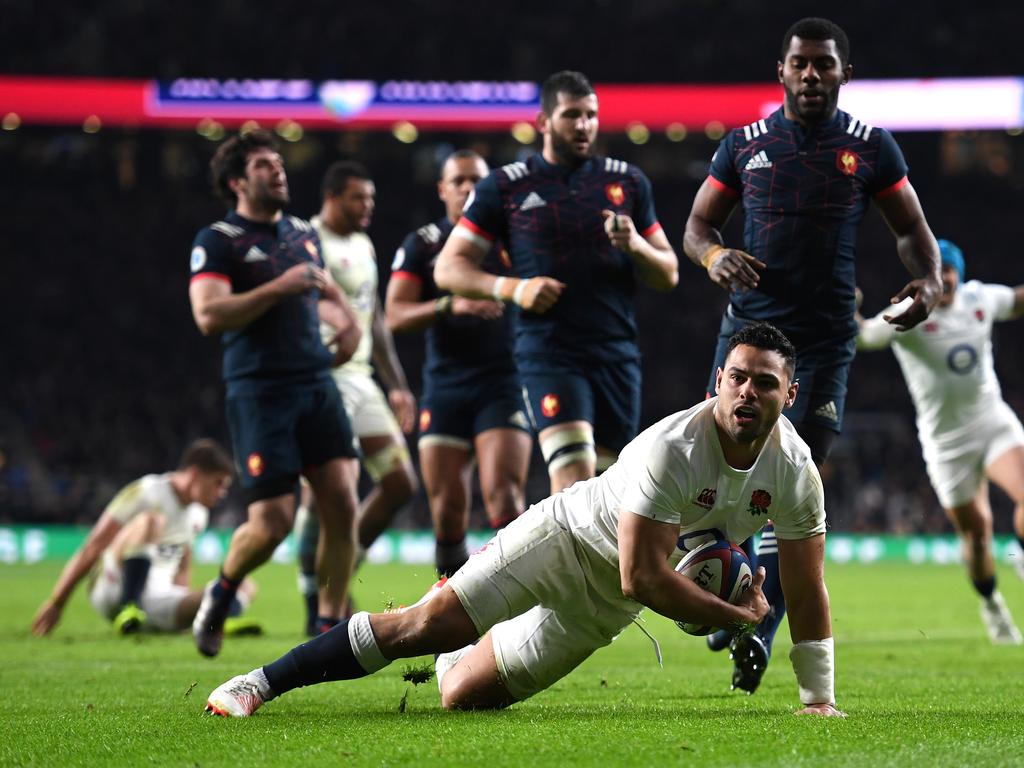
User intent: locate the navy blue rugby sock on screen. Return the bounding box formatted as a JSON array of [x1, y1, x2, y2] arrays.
[[754, 525, 786, 656], [263, 619, 368, 695], [119, 556, 151, 607]]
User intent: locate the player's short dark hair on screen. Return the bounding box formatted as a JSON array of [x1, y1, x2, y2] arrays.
[[321, 160, 372, 198], [726, 323, 797, 379], [440, 149, 486, 178], [178, 438, 234, 476], [209, 129, 280, 206], [541, 70, 595, 115], [781, 17, 850, 66]]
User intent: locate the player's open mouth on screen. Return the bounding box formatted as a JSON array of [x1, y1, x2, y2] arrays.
[[734, 405, 758, 424]]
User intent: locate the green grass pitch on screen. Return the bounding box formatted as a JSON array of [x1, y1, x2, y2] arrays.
[[3, 560, 1023, 767]]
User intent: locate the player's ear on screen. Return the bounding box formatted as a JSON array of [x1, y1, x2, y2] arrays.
[[786, 378, 799, 408], [535, 109, 549, 134], [777, 60, 785, 84], [437, 179, 446, 203], [228, 176, 246, 197], [841, 64, 853, 85], [714, 367, 724, 395]]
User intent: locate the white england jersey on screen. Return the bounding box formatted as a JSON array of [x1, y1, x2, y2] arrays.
[[313, 216, 376, 377], [103, 473, 209, 579], [542, 398, 826, 603], [859, 281, 1016, 461]]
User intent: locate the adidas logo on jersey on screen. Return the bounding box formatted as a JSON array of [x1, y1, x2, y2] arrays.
[[244, 246, 268, 263], [814, 401, 839, 422], [744, 151, 772, 170], [519, 191, 547, 212]]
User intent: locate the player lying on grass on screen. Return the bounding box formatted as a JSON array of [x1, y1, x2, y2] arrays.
[[858, 239, 1024, 644], [205, 324, 843, 717], [31, 439, 259, 636]]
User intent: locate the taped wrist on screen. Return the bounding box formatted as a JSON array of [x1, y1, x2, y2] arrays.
[[789, 637, 835, 706], [434, 295, 453, 316], [700, 244, 725, 270]]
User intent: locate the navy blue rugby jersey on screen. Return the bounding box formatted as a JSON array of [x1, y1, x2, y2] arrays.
[[459, 154, 661, 364], [391, 217, 517, 387], [709, 107, 909, 341], [189, 211, 332, 394]]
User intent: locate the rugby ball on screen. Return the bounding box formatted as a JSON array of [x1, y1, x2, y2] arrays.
[[674, 539, 753, 636]]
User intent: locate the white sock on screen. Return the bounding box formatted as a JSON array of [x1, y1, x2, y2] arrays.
[[248, 667, 274, 700]]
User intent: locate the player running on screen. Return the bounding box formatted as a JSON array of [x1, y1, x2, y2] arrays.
[[31, 440, 259, 636], [386, 149, 532, 578], [435, 70, 678, 494], [683, 16, 942, 692], [293, 161, 418, 635], [204, 324, 844, 719], [188, 130, 363, 656], [858, 239, 1024, 644]]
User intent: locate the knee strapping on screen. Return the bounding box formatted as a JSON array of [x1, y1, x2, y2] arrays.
[[363, 441, 411, 483], [540, 427, 595, 473]]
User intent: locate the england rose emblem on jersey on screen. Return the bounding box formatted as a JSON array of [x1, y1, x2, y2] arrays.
[[605, 183, 625, 206], [836, 149, 859, 176], [747, 489, 771, 516]]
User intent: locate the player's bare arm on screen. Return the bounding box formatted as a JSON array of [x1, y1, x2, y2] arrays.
[[385, 275, 503, 333], [683, 178, 766, 291], [601, 211, 678, 292], [317, 277, 362, 365], [31, 513, 124, 636], [435, 225, 565, 314], [778, 533, 845, 717], [190, 263, 330, 335], [874, 182, 942, 331], [617, 510, 768, 628], [1010, 284, 1024, 319], [369, 303, 416, 434]]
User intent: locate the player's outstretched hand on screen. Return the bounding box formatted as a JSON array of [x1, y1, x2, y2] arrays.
[[884, 276, 941, 331], [736, 565, 770, 623], [452, 297, 504, 320], [517, 276, 566, 314], [601, 210, 641, 254], [707, 249, 765, 293], [277, 264, 329, 296], [795, 703, 847, 717], [388, 388, 417, 434], [31, 599, 62, 637]]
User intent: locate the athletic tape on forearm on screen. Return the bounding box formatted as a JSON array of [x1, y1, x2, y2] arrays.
[[700, 244, 724, 270], [348, 611, 390, 673], [512, 278, 529, 307], [789, 637, 835, 705], [492, 276, 507, 300]]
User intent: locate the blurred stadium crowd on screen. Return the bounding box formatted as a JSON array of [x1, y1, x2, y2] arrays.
[[2, 2, 1022, 535]]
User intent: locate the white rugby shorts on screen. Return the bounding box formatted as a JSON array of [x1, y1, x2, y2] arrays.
[[924, 401, 1024, 507], [447, 501, 638, 701], [333, 370, 402, 440], [88, 551, 189, 631]]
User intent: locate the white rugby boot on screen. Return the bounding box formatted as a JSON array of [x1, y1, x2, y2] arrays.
[[205, 670, 273, 717], [981, 592, 1024, 645]]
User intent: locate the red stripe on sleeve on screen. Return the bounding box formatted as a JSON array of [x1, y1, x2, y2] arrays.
[[707, 176, 741, 198], [391, 270, 423, 284], [874, 175, 909, 200], [190, 272, 232, 287], [457, 216, 496, 242], [641, 221, 663, 238]]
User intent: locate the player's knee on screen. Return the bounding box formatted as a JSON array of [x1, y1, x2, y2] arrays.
[[482, 482, 521, 521], [380, 462, 418, 502]]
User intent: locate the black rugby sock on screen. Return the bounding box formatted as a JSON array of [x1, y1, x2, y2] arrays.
[[119, 556, 151, 607], [972, 576, 996, 600], [263, 619, 368, 695]]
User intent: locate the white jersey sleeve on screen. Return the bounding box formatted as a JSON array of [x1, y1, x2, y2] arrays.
[[981, 283, 1015, 321], [103, 476, 156, 523], [771, 458, 827, 540], [618, 439, 691, 525], [857, 309, 899, 350]]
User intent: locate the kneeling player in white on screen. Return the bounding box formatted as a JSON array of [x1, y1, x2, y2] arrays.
[[858, 239, 1024, 644], [206, 324, 843, 717], [31, 440, 255, 636]]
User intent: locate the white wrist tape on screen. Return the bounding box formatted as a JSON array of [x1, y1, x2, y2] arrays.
[[511, 278, 529, 307], [789, 637, 835, 706], [492, 276, 507, 300]]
